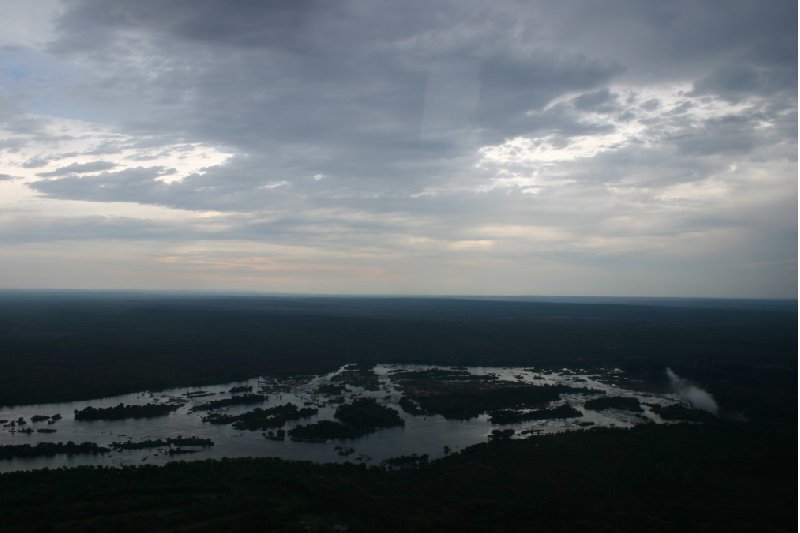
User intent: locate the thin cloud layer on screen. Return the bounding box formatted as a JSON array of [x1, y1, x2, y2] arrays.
[[0, 0, 795, 296]]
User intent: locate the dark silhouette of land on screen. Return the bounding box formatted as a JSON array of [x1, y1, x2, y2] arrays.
[[0, 293, 794, 413], [0, 292, 795, 531], [0, 423, 794, 531]]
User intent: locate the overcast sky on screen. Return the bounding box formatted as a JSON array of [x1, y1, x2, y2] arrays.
[[0, 0, 796, 297]]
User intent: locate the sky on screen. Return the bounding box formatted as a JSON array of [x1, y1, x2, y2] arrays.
[[0, 0, 796, 298]]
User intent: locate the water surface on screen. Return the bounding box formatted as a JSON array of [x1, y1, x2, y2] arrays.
[[0, 364, 686, 473]]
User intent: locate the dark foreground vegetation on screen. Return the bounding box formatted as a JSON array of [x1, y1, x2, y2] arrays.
[[0, 294, 794, 530], [0, 423, 793, 532]]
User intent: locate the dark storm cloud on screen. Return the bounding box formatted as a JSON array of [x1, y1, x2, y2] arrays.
[[692, 61, 797, 102], [538, 0, 796, 79], [51, 0, 341, 54], [46, 1, 791, 150], [41, 0, 625, 191], [22, 1, 794, 197]]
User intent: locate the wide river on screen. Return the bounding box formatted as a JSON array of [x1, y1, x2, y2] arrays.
[[0, 364, 685, 473]]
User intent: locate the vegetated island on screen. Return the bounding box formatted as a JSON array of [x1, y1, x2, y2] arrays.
[[489, 403, 582, 424], [74, 403, 181, 421], [398, 396, 425, 416], [184, 390, 214, 398], [111, 436, 214, 450], [583, 396, 643, 412], [202, 403, 318, 430], [397, 375, 602, 420], [167, 448, 200, 456], [390, 368, 498, 382], [315, 383, 347, 396], [189, 394, 266, 412], [290, 398, 404, 442], [2, 417, 28, 428], [0, 442, 109, 460], [331, 364, 381, 391]]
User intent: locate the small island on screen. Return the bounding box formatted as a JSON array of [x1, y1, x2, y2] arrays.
[[315, 383, 347, 396], [111, 436, 214, 450], [331, 365, 381, 391], [189, 394, 266, 412], [0, 442, 109, 460], [398, 377, 600, 420], [489, 403, 582, 424], [74, 403, 181, 421], [583, 396, 643, 412], [202, 403, 318, 430], [290, 398, 404, 442]]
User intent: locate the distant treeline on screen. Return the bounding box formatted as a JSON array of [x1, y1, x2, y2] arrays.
[[0, 295, 794, 426]]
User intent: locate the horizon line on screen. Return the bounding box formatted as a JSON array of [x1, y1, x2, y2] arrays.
[[0, 288, 795, 303]]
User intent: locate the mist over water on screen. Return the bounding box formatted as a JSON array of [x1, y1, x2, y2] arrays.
[[666, 368, 719, 415]]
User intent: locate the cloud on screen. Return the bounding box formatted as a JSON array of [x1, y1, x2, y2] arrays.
[[32, 166, 175, 203], [0, 0, 794, 296], [36, 160, 117, 176], [21, 155, 53, 168], [572, 88, 618, 112]]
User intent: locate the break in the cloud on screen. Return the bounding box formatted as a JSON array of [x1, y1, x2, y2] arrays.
[[0, 0, 796, 297]]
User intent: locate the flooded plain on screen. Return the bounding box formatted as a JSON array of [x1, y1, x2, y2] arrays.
[[0, 364, 697, 472]]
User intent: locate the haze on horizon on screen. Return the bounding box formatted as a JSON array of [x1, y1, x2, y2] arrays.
[[0, 0, 796, 298]]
